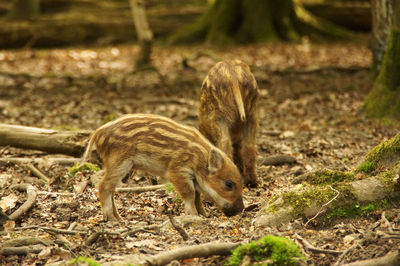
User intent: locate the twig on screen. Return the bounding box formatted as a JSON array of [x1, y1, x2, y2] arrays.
[[168, 211, 189, 241], [121, 224, 161, 237], [86, 229, 124, 245], [27, 163, 50, 184], [334, 241, 362, 266], [141, 241, 242, 266], [304, 186, 340, 227], [37, 191, 75, 196], [9, 184, 37, 220], [295, 233, 343, 255], [380, 211, 394, 233], [52, 233, 74, 250], [68, 221, 77, 231], [116, 184, 165, 193]]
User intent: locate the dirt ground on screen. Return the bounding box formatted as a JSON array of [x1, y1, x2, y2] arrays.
[[1, 36, 400, 265]]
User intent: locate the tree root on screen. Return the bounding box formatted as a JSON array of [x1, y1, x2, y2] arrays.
[[9, 184, 37, 220], [341, 249, 400, 266], [140, 241, 242, 265]]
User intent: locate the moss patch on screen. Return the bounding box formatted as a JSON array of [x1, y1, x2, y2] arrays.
[[306, 169, 355, 185], [358, 133, 400, 173], [327, 200, 388, 219], [226, 235, 304, 266], [68, 256, 101, 266], [358, 160, 375, 173], [69, 162, 100, 177]]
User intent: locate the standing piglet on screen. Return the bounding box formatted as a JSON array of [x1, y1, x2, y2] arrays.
[[83, 114, 244, 221], [198, 60, 259, 187]]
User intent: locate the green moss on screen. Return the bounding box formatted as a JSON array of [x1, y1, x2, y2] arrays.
[[359, 133, 400, 173], [69, 162, 100, 177], [358, 161, 375, 173], [226, 235, 304, 266], [266, 181, 355, 220], [164, 183, 175, 193], [327, 201, 388, 219], [68, 256, 101, 266], [307, 169, 355, 185], [283, 187, 336, 214]]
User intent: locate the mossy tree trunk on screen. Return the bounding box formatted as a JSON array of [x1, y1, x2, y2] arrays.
[[8, 0, 40, 20], [169, 0, 352, 45], [365, 1, 400, 120]]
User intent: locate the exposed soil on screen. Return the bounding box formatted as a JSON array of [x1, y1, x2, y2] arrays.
[[1, 36, 400, 265]]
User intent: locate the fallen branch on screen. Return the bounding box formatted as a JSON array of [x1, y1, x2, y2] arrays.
[[1, 236, 52, 247], [9, 184, 37, 220], [140, 241, 242, 265], [116, 184, 165, 193], [0, 157, 81, 166], [0, 245, 44, 256], [0, 124, 90, 157]]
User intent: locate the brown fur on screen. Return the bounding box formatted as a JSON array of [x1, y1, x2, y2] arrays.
[[198, 60, 259, 187], [83, 114, 244, 221]]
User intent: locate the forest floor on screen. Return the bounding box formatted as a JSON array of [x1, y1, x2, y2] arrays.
[[1, 36, 400, 265]]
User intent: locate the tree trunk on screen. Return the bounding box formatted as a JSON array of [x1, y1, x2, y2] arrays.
[[168, 0, 352, 44], [8, 0, 40, 20], [129, 0, 153, 69], [371, 0, 393, 74], [0, 124, 89, 157], [365, 1, 400, 120]]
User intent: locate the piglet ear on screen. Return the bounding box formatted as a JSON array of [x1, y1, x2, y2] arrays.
[[208, 149, 224, 174]]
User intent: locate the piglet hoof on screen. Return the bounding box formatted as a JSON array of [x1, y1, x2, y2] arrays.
[[244, 179, 258, 188]]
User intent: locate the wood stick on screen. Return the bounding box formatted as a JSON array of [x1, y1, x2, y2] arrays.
[[9, 184, 37, 220], [168, 211, 189, 241], [27, 163, 50, 184], [295, 233, 343, 255], [116, 184, 165, 193], [140, 241, 242, 266]]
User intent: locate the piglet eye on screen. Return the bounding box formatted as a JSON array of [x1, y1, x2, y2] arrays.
[[224, 180, 234, 191]]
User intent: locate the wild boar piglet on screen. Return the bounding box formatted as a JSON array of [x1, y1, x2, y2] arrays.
[[83, 113, 244, 221], [198, 60, 259, 187]]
